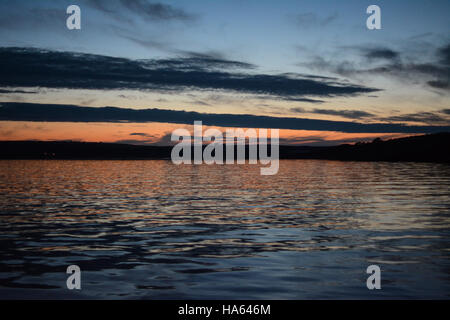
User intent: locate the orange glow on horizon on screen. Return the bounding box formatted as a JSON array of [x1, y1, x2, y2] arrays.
[[0, 121, 412, 146]]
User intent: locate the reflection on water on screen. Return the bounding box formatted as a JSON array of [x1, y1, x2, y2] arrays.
[[0, 160, 449, 299]]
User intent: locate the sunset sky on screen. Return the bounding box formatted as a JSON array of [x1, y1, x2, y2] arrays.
[[0, 0, 449, 145]]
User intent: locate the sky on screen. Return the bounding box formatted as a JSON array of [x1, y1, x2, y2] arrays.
[[0, 0, 449, 145]]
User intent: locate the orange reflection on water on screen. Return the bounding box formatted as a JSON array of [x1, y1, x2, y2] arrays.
[[1, 160, 450, 298]]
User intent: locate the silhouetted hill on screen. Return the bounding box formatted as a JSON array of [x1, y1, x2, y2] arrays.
[[285, 132, 450, 162], [0, 140, 173, 160], [0, 132, 449, 162]]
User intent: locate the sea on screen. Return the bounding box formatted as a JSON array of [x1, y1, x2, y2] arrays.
[[0, 160, 449, 299]]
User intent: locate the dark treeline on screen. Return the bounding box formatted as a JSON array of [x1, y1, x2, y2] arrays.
[[0, 132, 449, 162]]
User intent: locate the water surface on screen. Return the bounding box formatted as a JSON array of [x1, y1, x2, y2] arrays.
[[0, 160, 449, 299]]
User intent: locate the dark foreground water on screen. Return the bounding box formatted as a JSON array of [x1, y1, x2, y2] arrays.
[[0, 160, 449, 299]]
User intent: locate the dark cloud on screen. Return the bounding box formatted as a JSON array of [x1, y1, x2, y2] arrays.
[[427, 80, 450, 90], [117, 33, 171, 51], [378, 111, 450, 125], [426, 43, 450, 89], [290, 107, 305, 113], [1, 102, 449, 134], [115, 132, 174, 146], [302, 43, 450, 92], [295, 12, 338, 28], [312, 109, 374, 119], [290, 106, 450, 124], [177, 50, 227, 61], [149, 132, 176, 146], [291, 108, 374, 120], [119, 0, 196, 21], [338, 46, 400, 62], [0, 89, 38, 94], [88, 0, 196, 22], [129, 132, 156, 138], [289, 73, 339, 81], [363, 48, 399, 61], [280, 97, 324, 104], [278, 136, 326, 145], [437, 43, 450, 66], [114, 139, 155, 145], [189, 100, 211, 106], [149, 54, 255, 71], [0, 47, 378, 100]]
